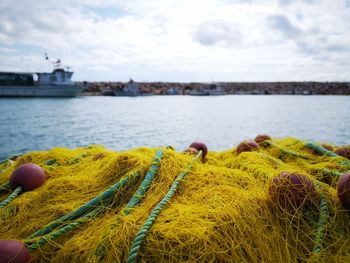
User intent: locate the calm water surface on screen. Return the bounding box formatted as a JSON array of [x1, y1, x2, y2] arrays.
[[0, 95, 349, 160]]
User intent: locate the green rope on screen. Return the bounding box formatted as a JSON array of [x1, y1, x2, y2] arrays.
[[305, 142, 338, 157], [126, 150, 202, 263], [122, 150, 164, 216], [310, 183, 329, 262], [24, 150, 163, 253], [25, 164, 154, 251], [261, 140, 309, 160], [25, 207, 102, 251], [28, 172, 139, 239], [94, 149, 164, 258], [305, 142, 350, 168], [0, 186, 22, 208]]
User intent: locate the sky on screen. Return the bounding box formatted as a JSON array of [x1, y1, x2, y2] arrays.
[[0, 0, 349, 82]]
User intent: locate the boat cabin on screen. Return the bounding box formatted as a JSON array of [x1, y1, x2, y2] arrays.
[[0, 72, 34, 86], [37, 68, 74, 86], [0, 68, 74, 87]]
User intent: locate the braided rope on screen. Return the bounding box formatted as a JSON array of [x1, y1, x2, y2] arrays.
[[26, 207, 102, 251], [0, 186, 22, 208], [261, 140, 309, 160], [28, 172, 139, 239], [122, 150, 164, 216], [305, 142, 350, 168], [94, 149, 164, 258], [310, 183, 329, 262], [305, 142, 338, 157], [126, 150, 202, 263]]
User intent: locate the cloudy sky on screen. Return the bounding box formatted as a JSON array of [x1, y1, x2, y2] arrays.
[[0, 0, 349, 82]]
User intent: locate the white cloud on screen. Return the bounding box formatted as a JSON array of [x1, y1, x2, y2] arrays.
[[0, 47, 17, 53], [0, 0, 349, 81], [268, 15, 302, 39], [89, 65, 112, 72], [193, 20, 243, 47]]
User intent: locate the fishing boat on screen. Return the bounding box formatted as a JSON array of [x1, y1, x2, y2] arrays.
[[188, 89, 208, 96], [188, 83, 227, 96], [112, 79, 153, 96], [205, 83, 227, 95], [0, 55, 85, 97], [166, 87, 180, 95]]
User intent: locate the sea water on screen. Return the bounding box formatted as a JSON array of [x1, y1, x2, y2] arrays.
[[0, 95, 349, 160]]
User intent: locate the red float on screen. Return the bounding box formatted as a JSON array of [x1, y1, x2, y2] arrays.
[[0, 240, 30, 263], [254, 134, 271, 144], [183, 147, 199, 155], [10, 163, 46, 191], [236, 140, 259, 154], [189, 142, 208, 159], [269, 172, 316, 209], [337, 171, 350, 209], [335, 147, 350, 160]]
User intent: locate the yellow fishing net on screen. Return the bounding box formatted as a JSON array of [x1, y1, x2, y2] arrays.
[[0, 138, 350, 262]]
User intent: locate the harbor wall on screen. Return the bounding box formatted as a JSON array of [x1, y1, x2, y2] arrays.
[[82, 81, 350, 95]]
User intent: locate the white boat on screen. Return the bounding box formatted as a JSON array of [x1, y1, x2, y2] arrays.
[[0, 55, 85, 97]]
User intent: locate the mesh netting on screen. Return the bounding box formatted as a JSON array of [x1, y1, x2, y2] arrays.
[[0, 138, 350, 262]]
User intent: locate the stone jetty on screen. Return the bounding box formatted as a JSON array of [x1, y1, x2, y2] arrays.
[[82, 81, 350, 95]]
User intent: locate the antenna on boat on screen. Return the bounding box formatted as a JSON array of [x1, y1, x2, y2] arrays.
[[44, 53, 62, 69]]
